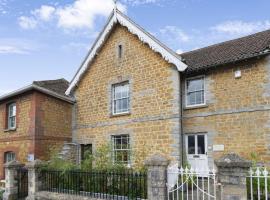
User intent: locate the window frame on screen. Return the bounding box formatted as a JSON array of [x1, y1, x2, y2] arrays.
[[185, 75, 206, 108], [112, 81, 130, 115], [111, 134, 131, 165], [7, 103, 16, 130], [4, 151, 16, 163], [185, 133, 207, 156]]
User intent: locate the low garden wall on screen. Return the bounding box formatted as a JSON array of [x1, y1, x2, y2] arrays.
[[3, 153, 263, 200], [35, 191, 103, 200]]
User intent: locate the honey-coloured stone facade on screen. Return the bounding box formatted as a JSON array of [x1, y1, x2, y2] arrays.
[[182, 56, 270, 166], [72, 25, 182, 168]]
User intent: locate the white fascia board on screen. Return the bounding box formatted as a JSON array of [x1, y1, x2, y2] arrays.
[[65, 10, 187, 95], [116, 11, 187, 71]]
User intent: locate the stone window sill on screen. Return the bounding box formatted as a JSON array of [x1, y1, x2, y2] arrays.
[[4, 128, 17, 132], [110, 112, 131, 118], [184, 104, 208, 110]]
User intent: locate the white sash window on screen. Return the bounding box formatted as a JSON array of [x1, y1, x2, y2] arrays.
[[8, 103, 16, 129]]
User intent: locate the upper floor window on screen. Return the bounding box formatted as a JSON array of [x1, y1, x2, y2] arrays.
[[4, 151, 15, 163], [112, 135, 131, 165], [186, 76, 205, 107], [7, 103, 16, 129], [112, 82, 130, 115]]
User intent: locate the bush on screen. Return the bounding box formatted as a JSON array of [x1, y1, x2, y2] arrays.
[[0, 189, 4, 200]]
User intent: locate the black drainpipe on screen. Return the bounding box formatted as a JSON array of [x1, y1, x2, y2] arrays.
[[179, 72, 184, 166]]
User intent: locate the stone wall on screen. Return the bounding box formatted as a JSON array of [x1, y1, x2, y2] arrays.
[[35, 192, 103, 200], [72, 24, 182, 167], [182, 55, 270, 166]]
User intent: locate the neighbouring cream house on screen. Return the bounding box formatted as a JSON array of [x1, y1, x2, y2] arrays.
[[64, 9, 270, 169]]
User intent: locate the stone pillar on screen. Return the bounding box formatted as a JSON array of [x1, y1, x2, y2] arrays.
[[3, 160, 24, 200], [144, 154, 169, 200], [215, 153, 251, 200], [26, 160, 44, 200]]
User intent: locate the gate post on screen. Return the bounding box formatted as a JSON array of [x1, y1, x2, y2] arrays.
[[3, 160, 24, 200], [215, 153, 251, 200], [26, 160, 44, 200], [144, 154, 169, 200]]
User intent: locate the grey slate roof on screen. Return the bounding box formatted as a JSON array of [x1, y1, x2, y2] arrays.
[[33, 79, 69, 96], [0, 79, 74, 103], [180, 29, 270, 73]]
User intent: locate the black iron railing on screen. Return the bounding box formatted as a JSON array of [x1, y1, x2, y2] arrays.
[[40, 170, 147, 199]]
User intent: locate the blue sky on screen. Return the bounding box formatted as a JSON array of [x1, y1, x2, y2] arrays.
[[1, 0, 270, 95]]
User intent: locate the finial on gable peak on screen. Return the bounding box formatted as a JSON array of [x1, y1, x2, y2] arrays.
[[113, 0, 118, 12]]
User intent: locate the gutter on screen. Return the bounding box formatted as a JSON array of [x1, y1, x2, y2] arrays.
[[0, 84, 75, 104]]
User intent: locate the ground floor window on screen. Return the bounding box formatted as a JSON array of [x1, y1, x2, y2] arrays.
[[112, 135, 131, 164], [4, 151, 15, 163], [80, 144, 92, 161]]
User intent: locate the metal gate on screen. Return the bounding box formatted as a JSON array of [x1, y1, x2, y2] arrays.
[[247, 167, 270, 200], [167, 166, 217, 200], [17, 167, 28, 199]]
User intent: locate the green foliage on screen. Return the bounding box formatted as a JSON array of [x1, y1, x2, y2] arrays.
[[41, 143, 147, 199], [250, 152, 259, 167], [80, 143, 127, 171], [247, 170, 270, 200], [43, 153, 78, 172], [0, 189, 4, 200]]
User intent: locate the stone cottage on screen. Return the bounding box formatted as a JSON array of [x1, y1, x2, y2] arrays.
[[0, 79, 74, 179], [65, 9, 270, 170]]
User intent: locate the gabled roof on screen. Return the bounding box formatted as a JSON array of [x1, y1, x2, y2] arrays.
[[65, 9, 187, 95], [33, 79, 69, 96], [181, 29, 270, 73], [0, 79, 75, 103]]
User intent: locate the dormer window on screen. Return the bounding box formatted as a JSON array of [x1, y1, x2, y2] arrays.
[[7, 103, 16, 129]]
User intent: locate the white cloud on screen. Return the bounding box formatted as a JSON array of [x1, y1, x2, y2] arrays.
[[18, 0, 126, 30], [0, 38, 37, 55], [32, 5, 55, 21], [211, 20, 270, 35], [0, 0, 9, 15], [18, 16, 37, 29], [0, 45, 30, 54], [176, 49, 184, 54], [123, 0, 159, 5], [160, 26, 190, 43]]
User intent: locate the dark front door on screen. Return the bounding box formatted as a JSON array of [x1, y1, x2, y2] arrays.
[[81, 144, 92, 161]]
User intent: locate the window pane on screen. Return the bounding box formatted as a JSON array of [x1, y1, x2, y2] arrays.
[[115, 100, 121, 113], [188, 135, 195, 154], [197, 135, 205, 154], [187, 92, 196, 105], [187, 78, 203, 92], [196, 91, 204, 105], [122, 98, 128, 112]]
